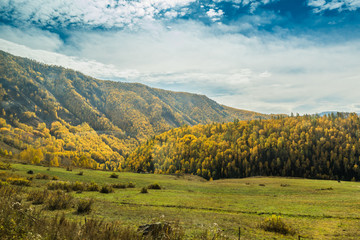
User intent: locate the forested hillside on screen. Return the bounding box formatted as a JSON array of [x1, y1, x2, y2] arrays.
[[0, 50, 268, 169], [127, 113, 360, 181]]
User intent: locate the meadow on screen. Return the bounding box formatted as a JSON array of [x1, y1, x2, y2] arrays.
[[2, 160, 360, 239]]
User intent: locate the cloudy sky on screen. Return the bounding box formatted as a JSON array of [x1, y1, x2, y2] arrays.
[[1, 0, 360, 114]]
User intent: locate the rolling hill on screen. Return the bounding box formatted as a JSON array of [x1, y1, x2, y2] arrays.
[[126, 113, 360, 181], [0, 50, 269, 169]]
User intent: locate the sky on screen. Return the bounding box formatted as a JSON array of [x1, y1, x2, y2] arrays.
[[1, 0, 360, 115]]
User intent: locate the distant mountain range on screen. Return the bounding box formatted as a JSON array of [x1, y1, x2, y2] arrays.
[[0, 50, 271, 167]]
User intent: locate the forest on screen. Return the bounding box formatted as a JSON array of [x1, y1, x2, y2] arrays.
[[126, 113, 360, 181], [0, 50, 268, 171], [1, 50, 360, 182]]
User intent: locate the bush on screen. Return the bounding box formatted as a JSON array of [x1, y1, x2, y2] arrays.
[[110, 173, 119, 178], [0, 161, 11, 170], [0, 181, 9, 187], [35, 173, 50, 180], [46, 190, 73, 210], [112, 183, 127, 189], [140, 187, 148, 193], [47, 181, 88, 192], [100, 185, 114, 194], [148, 183, 161, 190], [0, 186, 142, 239], [127, 182, 136, 188], [47, 181, 72, 191], [52, 176, 59, 180], [77, 199, 93, 214], [27, 189, 49, 205], [72, 181, 86, 192], [27, 170, 34, 174], [6, 177, 31, 186], [77, 171, 84, 176], [87, 182, 100, 191], [259, 215, 295, 235]]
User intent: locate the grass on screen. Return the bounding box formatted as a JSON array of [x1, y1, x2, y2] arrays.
[[5, 162, 360, 239]]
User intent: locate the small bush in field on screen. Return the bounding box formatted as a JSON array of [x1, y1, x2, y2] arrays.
[[35, 173, 50, 180], [140, 187, 148, 193], [27, 170, 34, 174], [0, 161, 11, 170], [27, 189, 49, 205], [72, 181, 86, 192], [46, 190, 73, 210], [47, 181, 88, 192], [52, 176, 59, 180], [100, 185, 114, 194], [0, 181, 9, 187], [47, 181, 72, 191], [127, 182, 136, 188], [259, 215, 295, 235], [112, 183, 127, 189], [77, 171, 83, 176], [6, 177, 31, 186], [148, 183, 161, 190], [110, 173, 119, 178], [76, 199, 93, 214], [87, 182, 100, 191]]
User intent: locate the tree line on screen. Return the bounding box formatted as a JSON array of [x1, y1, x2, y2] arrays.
[[126, 113, 360, 181]]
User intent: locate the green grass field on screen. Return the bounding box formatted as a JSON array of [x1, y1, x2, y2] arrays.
[[3, 162, 360, 239]]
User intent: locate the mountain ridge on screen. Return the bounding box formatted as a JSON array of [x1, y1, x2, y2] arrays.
[[0, 50, 271, 169]]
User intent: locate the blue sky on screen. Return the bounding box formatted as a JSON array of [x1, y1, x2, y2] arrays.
[[0, 0, 360, 114]]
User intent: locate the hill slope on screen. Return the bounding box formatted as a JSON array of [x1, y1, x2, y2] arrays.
[[0, 50, 268, 169], [126, 113, 360, 181]]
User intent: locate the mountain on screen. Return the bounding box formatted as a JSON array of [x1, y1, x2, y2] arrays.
[[0, 50, 269, 169], [126, 114, 360, 181]]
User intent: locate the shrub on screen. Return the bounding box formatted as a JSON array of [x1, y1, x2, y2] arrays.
[[148, 183, 161, 190], [47, 181, 88, 192], [0, 181, 9, 187], [140, 187, 148, 193], [87, 182, 100, 191], [127, 182, 136, 188], [112, 183, 127, 189], [71, 181, 86, 192], [77, 171, 84, 176], [6, 177, 31, 186], [27, 170, 34, 174], [47, 181, 72, 191], [0, 186, 141, 239], [100, 185, 114, 194], [0, 161, 11, 170], [27, 189, 49, 205], [46, 190, 73, 210], [110, 173, 119, 178], [76, 199, 93, 214], [52, 176, 59, 180], [259, 215, 295, 235], [66, 167, 72, 171], [35, 173, 50, 180]]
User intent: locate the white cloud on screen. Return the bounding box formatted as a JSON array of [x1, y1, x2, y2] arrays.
[[1, 16, 360, 115], [308, 0, 360, 12], [214, 0, 279, 12], [0, 0, 196, 28], [0, 38, 140, 80], [206, 9, 224, 22]]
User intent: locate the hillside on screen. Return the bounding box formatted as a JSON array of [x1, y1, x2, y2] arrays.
[[0, 50, 268, 169], [126, 113, 360, 181]]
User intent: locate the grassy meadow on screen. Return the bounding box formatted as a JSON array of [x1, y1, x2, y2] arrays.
[[2, 160, 360, 239]]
